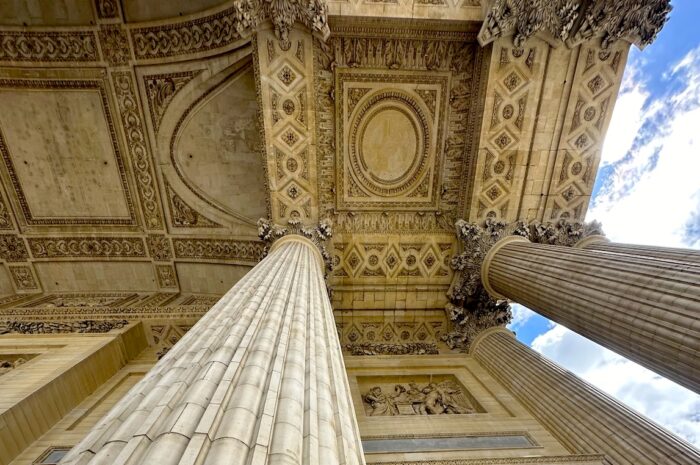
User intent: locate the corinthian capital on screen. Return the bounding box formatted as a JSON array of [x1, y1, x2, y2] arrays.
[[444, 218, 603, 350], [257, 217, 333, 273], [260, 0, 330, 50], [478, 0, 671, 50]]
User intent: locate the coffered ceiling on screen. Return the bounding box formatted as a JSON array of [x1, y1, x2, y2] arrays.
[[0, 0, 629, 307]]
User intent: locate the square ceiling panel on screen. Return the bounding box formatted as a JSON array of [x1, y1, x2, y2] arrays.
[[0, 78, 137, 227], [335, 68, 450, 211]]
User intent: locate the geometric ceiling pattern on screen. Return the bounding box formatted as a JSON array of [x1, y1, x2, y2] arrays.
[[0, 0, 628, 308]]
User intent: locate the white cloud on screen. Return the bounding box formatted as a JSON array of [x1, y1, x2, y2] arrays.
[[507, 303, 535, 330], [522, 45, 700, 449], [599, 65, 653, 166], [531, 324, 700, 447], [588, 45, 700, 248]]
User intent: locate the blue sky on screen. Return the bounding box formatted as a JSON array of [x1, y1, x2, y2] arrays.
[[508, 0, 700, 447]]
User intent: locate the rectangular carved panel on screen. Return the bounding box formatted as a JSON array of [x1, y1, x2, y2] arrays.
[[358, 374, 484, 416], [0, 78, 138, 226]]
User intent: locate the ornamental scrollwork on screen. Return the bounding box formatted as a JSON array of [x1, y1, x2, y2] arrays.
[[130, 0, 329, 59]]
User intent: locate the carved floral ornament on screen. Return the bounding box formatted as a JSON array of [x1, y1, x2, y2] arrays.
[[444, 218, 603, 350], [478, 0, 672, 50]]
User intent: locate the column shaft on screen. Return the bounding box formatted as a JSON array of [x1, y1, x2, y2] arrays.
[[485, 240, 700, 392], [472, 329, 700, 465], [61, 238, 364, 465]]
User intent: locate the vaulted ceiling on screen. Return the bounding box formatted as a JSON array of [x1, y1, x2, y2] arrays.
[[0, 0, 631, 307]]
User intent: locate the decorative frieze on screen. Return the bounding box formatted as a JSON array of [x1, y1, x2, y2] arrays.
[[0, 305, 211, 321], [0, 319, 128, 334], [28, 237, 147, 258], [479, 0, 671, 50], [360, 375, 481, 416], [345, 342, 439, 356], [172, 238, 263, 263], [130, 0, 329, 60], [0, 31, 98, 62]]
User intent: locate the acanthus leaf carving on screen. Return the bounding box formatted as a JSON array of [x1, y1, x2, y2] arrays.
[[478, 0, 671, 50], [144, 71, 201, 134], [258, 217, 333, 273], [166, 183, 222, 228], [446, 218, 603, 350]]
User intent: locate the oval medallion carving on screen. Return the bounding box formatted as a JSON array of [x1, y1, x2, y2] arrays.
[[349, 91, 430, 197]]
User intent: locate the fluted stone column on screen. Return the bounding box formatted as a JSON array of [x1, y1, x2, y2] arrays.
[[482, 236, 700, 393], [61, 235, 365, 465], [471, 328, 700, 465]]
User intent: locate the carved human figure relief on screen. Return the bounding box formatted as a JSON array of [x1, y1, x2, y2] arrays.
[[361, 376, 479, 416]]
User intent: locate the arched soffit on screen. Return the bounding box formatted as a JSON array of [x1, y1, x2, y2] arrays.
[[123, 0, 229, 23], [154, 52, 268, 232]]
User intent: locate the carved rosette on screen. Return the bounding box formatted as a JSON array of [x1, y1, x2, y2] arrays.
[[479, 0, 672, 50], [445, 218, 603, 350], [257, 217, 333, 274]]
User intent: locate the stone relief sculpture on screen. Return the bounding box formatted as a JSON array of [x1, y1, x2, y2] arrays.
[[363, 379, 477, 416]]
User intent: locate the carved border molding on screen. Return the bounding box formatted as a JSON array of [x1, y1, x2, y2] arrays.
[[373, 455, 606, 465], [0, 319, 129, 334], [0, 31, 99, 62], [28, 237, 147, 259], [172, 237, 264, 263], [0, 305, 210, 320], [112, 71, 165, 230]]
